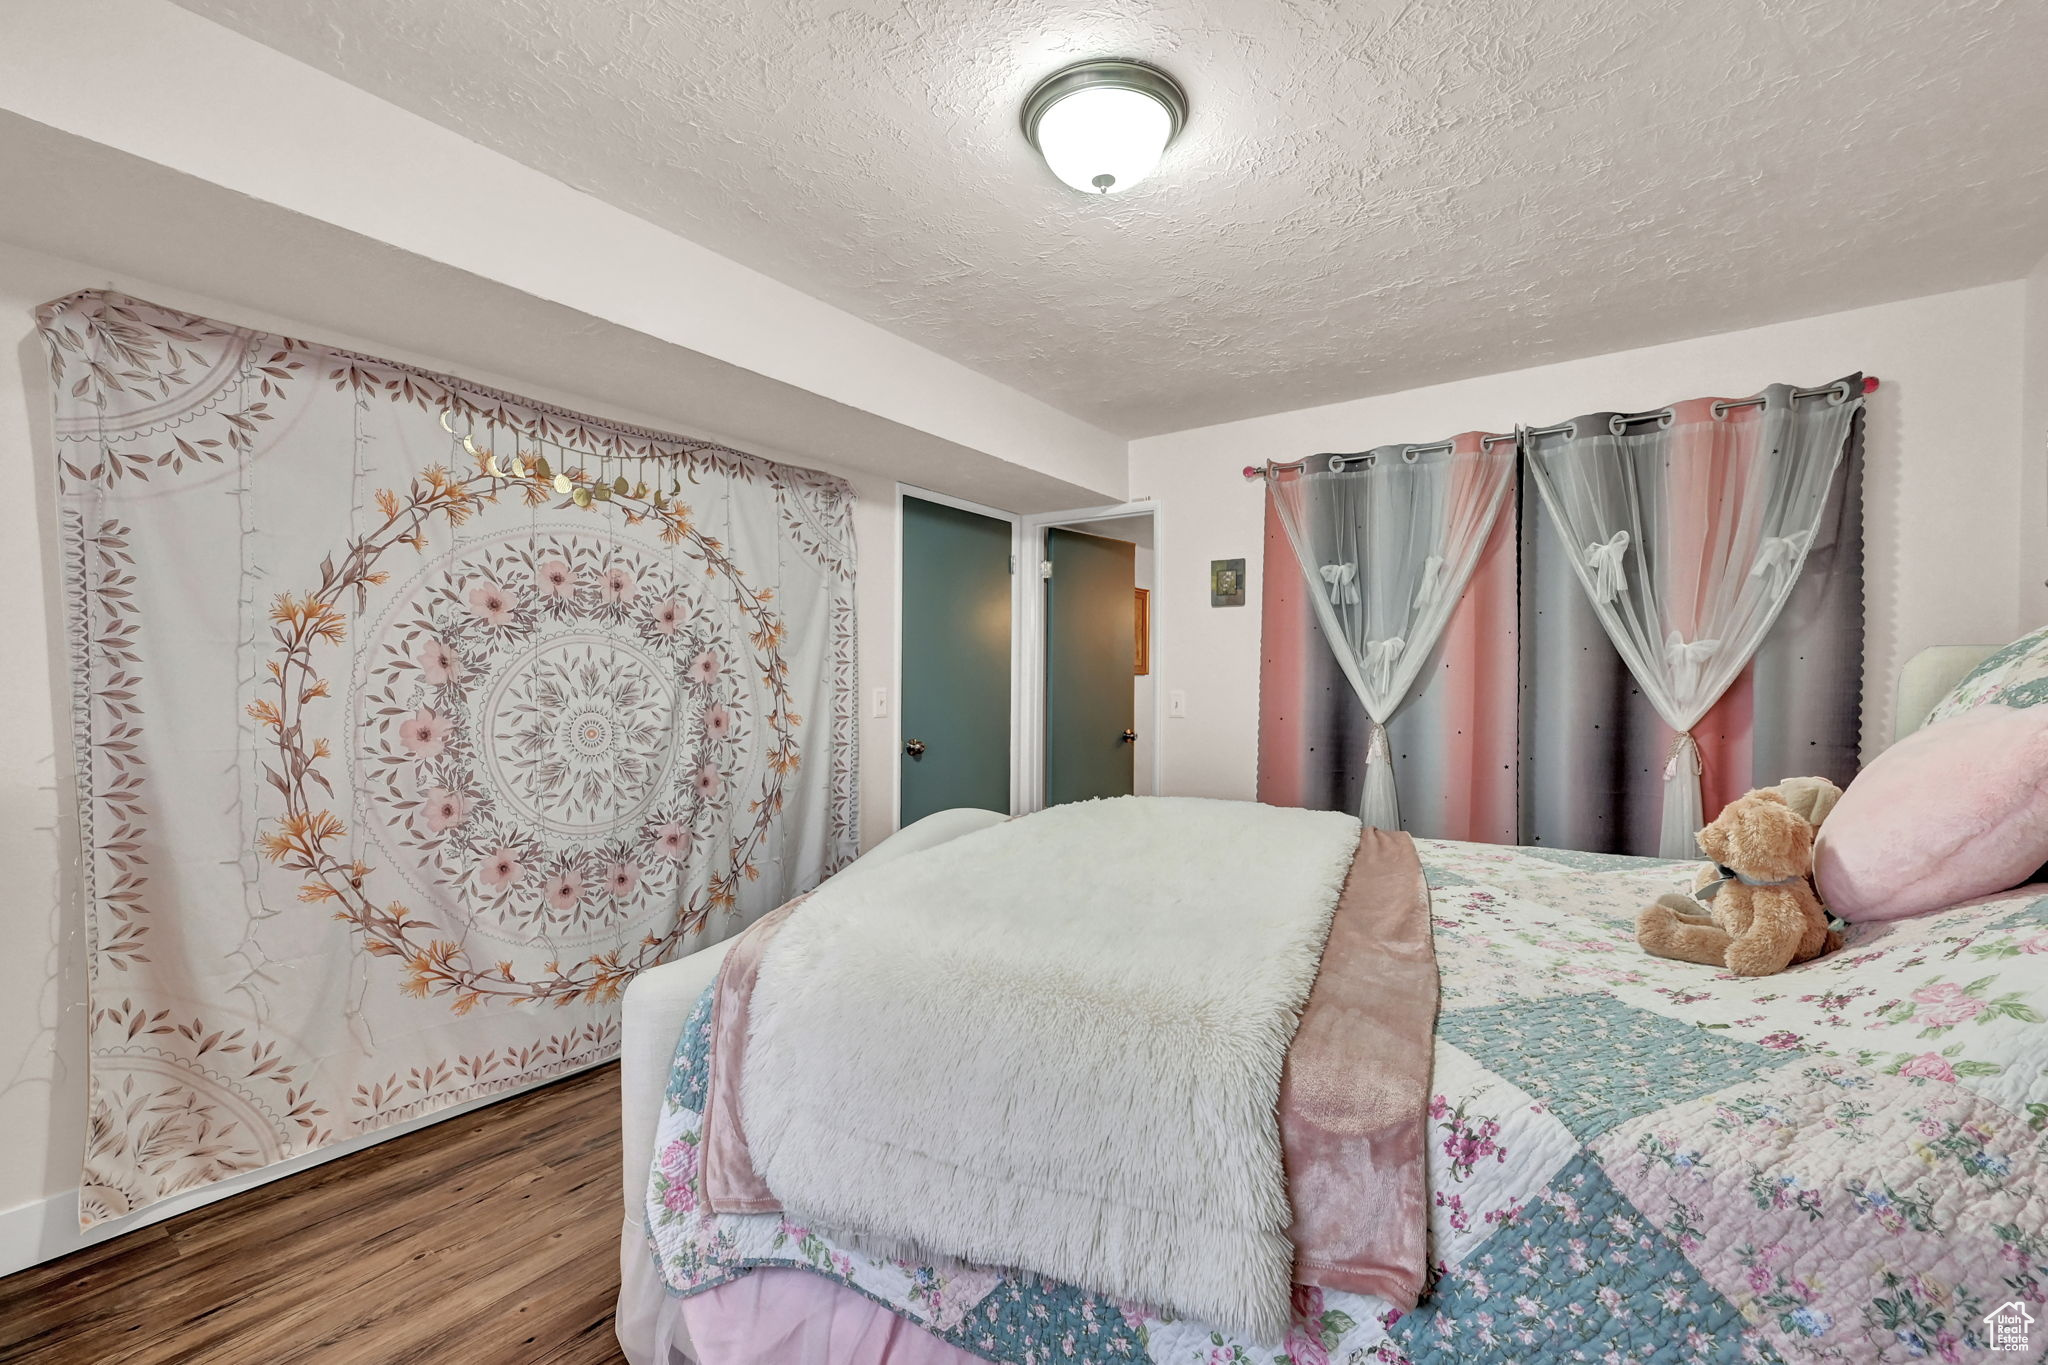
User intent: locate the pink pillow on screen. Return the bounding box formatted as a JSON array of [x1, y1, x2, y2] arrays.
[[1815, 704, 2048, 922]]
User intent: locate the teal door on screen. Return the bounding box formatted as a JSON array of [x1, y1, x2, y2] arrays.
[[899, 496, 1012, 824], [1044, 528, 1136, 807]]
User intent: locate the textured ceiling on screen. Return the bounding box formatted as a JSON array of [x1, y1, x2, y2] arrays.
[[173, 0, 2048, 437]]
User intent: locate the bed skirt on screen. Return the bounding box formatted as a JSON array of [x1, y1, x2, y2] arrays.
[[618, 1215, 695, 1365], [623, 1220, 995, 1365]]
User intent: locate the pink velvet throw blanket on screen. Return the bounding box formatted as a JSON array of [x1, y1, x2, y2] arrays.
[[698, 826, 1438, 1311], [700, 897, 805, 1214], [1279, 826, 1438, 1303]]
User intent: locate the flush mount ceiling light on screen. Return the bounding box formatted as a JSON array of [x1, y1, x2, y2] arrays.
[[1021, 59, 1187, 195]]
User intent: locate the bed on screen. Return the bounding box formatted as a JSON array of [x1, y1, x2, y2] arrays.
[[617, 646, 2048, 1365]]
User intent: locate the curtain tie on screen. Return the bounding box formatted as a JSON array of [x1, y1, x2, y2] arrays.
[[1412, 554, 1446, 611], [1663, 729, 1702, 782], [1319, 561, 1360, 606], [1663, 633, 1720, 705], [1583, 531, 1630, 604], [1366, 717, 1393, 766], [1749, 531, 1813, 592], [1363, 637, 1406, 695]]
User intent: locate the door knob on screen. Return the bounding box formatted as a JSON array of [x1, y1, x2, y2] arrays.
[[904, 738, 927, 757], [1119, 728, 1137, 744]]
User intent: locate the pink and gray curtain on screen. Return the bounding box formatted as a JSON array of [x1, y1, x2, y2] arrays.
[[1266, 432, 1517, 829], [1258, 390, 1865, 854]]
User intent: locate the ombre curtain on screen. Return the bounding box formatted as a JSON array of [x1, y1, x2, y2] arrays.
[[1522, 379, 1865, 855], [1266, 433, 1517, 828], [1258, 399, 1864, 854], [1520, 406, 1865, 853], [1259, 439, 1521, 842]]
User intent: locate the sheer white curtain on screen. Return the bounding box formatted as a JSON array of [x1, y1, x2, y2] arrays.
[[1269, 434, 1516, 828], [1521, 377, 1865, 856]]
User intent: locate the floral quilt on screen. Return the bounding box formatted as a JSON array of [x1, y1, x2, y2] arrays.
[[1924, 623, 2048, 725], [646, 839, 2048, 1364]]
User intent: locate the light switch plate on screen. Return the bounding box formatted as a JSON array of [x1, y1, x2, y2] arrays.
[[1168, 689, 1188, 719], [871, 687, 890, 719]]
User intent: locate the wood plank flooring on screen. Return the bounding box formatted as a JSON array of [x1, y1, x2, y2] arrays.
[[0, 1063, 630, 1365]]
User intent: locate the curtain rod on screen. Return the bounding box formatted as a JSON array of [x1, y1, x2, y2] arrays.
[[1239, 374, 1879, 481]]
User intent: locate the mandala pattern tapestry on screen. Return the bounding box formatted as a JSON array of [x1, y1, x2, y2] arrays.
[[38, 290, 860, 1227]]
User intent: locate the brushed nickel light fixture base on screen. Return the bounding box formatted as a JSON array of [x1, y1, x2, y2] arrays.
[[1021, 59, 1188, 194]]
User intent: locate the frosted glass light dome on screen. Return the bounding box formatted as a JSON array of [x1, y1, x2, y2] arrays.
[[1022, 60, 1187, 196]]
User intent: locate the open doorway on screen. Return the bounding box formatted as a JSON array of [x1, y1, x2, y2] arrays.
[[1018, 502, 1159, 813]]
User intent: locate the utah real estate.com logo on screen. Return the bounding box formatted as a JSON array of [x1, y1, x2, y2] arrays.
[[1985, 1301, 2033, 1354]]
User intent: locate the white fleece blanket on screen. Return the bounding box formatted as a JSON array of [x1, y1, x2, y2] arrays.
[[740, 796, 1360, 1342]]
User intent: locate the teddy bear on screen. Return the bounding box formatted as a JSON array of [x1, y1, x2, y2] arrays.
[[1635, 778, 1843, 977], [1675, 773, 1841, 905]]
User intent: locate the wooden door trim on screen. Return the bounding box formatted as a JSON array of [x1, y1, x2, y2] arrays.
[[894, 486, 1025, 834], [1017, 500, 1161, 815]]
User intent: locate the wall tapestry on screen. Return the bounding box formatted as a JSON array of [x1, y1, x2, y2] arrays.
[[38, 290, 859, 1227]]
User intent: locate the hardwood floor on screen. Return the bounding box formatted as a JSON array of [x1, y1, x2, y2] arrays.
[[0, 1063, 630, 1365]]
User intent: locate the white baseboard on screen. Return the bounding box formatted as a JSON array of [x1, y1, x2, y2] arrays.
[[0, 1058, 608, 1279]]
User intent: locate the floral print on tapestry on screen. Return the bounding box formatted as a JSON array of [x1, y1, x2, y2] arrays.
[[40, 290, 858, 1226]]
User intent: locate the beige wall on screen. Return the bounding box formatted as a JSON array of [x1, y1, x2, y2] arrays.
[[1132, 281, 2034, 803], [0, 238, 902, 1258], [2021, 252, 2048, 629]]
